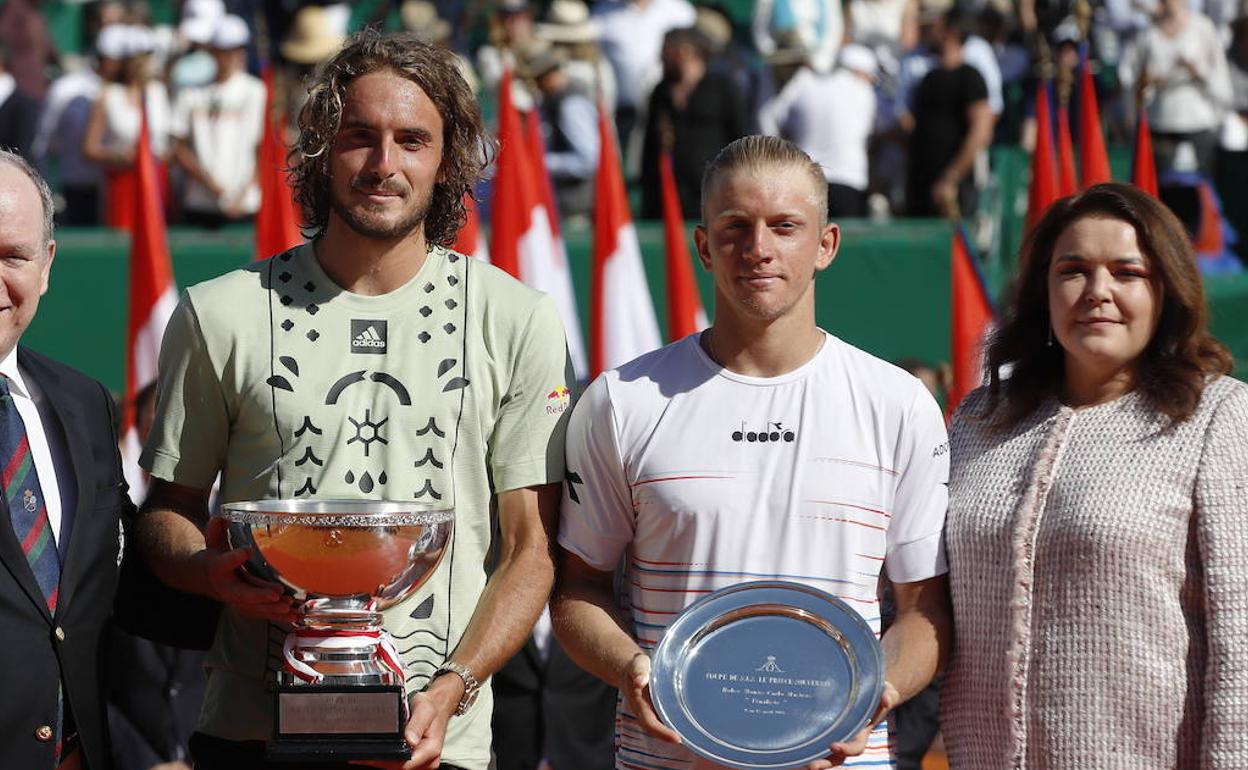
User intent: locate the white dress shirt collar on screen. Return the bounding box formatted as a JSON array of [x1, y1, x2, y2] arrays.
[[0, 345, 30, 399]]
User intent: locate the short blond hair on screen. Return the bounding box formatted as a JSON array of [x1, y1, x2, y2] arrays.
[[700, 136, 827, 224]]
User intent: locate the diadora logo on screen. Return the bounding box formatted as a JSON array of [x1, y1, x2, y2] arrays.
[[546, 385, 571, 415], [350, 319, 388, 354], [731, 421, 796, 443]]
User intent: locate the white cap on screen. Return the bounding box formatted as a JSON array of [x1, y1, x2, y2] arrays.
[[180, 15, 217, 45], [211, 15, 251, 50], [96, 24, 128, 59], [182, 0, 226, 23], [838, 43, 878, 79], [1052, 16, 1081, 46], [124, 25, 158, 57]]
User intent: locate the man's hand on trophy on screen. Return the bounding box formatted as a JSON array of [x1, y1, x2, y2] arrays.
[[805, 681, 900, 769], [350, 673, 461, 770], [402, 674, 462, 769], [622, 651, 682, 746], [197, 517, 298, 624]]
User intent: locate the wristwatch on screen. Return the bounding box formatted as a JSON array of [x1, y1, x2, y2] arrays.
[[433, 660, 480, 716]]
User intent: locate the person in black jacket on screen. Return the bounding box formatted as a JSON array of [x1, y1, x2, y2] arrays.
[[0, 46, 40, 159], [640, 27, 747, 220], [0, 148, 136, 770], [106, 381, 208, 770]]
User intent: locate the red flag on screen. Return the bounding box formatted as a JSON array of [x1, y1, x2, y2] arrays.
[[487, 70, 526, 278], [1195, 181, 1225, 255], [659, 151, 707, 340], [1027, 83, 1060, 231], [255, 71, 303, 260], [1077, 56, 1111, 188], [105, 169, 138, 230], [591, 101, 660, 377], [1056, 101, 1078, 197], [525, 108, 564, 242], [1131, 110, 1158, 197], [949, 226, 993, 414], [451, 193, 489, 261], [121, 112, 179, 503], [488, 69, 586, 374]]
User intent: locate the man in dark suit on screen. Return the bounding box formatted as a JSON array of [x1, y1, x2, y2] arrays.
[[491, 617, 616, 770], [0, 148, 135, 770], [0, 45, 40, 159]]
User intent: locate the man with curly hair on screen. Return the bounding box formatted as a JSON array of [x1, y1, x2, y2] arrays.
[[133, 31, 573, 770]]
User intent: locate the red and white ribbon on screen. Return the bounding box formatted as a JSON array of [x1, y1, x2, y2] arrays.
[[282, 600, 406, 688]]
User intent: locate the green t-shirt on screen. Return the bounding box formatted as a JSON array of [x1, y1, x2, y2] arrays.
[[141, 243, 572, 768]]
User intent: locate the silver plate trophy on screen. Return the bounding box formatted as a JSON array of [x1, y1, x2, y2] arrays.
[[217, 499, 454, 763], [650, 581, 885, 770]]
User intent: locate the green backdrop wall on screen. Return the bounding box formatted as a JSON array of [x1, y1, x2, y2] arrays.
[[25, 221, 1248, 395]]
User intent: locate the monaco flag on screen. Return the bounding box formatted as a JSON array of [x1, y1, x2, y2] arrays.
[[1131, 109, 1158, 197], [524, 108, 565, 256], [451, 193, 490, 262], [1077, 51, 1112, 188], [1056, 100, 1078, 197], [255, 71, 303, 260], [489, 69, 586, 376], [591, 102, 660, 377], [659, 151, 707, 340], [948, 224, 993, 415], [121, 112, 179, 503], [1027, 82, 1059, 232]]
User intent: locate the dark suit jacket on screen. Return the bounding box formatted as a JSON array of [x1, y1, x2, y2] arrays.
[[0, 86, 40, 159], [0, 346, 134, 770], [105, 628, 205, 770], [492, 636, 617, 770]]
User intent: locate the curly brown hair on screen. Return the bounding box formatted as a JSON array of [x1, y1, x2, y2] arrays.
[[289, 29, 496, 245], [982, 183, 1232, 427]]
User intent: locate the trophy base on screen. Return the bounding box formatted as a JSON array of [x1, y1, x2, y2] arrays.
[[270, 683, 409, 763], [266, 737, 411, 763]]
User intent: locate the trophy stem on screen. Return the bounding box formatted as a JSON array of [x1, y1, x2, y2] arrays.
[[301, 596, 383, 630], [283, 598, 406, 689]]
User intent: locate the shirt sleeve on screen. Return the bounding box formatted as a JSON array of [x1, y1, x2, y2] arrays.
[[139, 293, 230, 490], [487, 295, 573, 493], [557, 375, 634, 572], [885, 380, 950, 583], [962, 65, 989, 108], [1195, 384, 1248, 769], [964, 38, 1002, 114]]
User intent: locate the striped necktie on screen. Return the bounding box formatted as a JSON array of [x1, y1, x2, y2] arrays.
[[1, 375, 59, 609]]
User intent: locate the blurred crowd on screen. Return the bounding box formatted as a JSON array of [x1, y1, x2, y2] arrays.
[[1, 0, 1246, 233]]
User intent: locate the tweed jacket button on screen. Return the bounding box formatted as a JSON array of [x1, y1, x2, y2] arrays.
[[35, 725, 53, 741]]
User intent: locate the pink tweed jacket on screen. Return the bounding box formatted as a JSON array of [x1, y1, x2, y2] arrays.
[[940, 376, 1248, 770]]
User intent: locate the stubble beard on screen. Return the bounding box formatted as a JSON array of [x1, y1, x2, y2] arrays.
[[329, 179, 434, 241]]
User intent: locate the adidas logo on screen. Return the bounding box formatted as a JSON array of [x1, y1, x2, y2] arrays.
[[355, 327, 385, 346], [350, 319, 388, 354]]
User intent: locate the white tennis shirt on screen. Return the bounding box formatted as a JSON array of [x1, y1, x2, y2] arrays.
[[559, 331, 950, 769]]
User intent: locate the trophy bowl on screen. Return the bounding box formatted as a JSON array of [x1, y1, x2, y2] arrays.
[[216, 499, 455, 762]]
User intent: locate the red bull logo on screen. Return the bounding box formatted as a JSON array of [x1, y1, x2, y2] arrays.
[[546, 385, 571, 414]]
